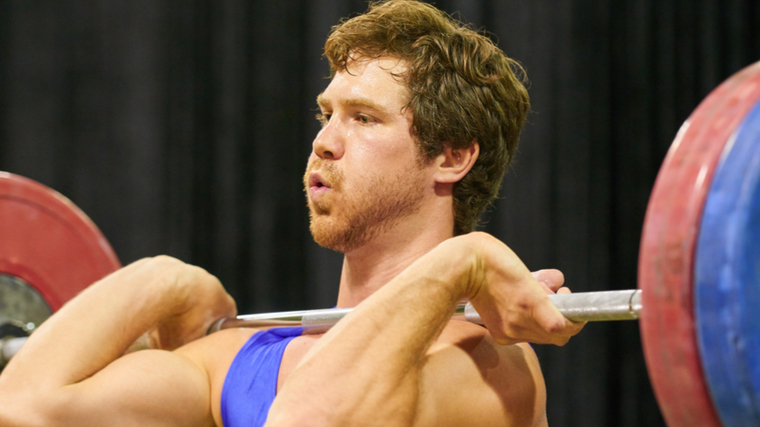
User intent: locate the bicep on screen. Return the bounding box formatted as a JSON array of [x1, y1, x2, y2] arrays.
[[415, 342, 546, 427], [50, 350, 214, 427]]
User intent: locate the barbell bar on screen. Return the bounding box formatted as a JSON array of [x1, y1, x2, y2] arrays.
[[2, 60, 760, 426], [208, 288, 643, 333], [0, 289, 643, 364]]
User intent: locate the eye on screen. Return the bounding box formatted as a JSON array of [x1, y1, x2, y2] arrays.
[[316, 112, 331, 127], [357, 114, 372, 124]]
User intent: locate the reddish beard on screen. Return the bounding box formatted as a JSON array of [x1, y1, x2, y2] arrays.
[[304, 159, 427, 253]]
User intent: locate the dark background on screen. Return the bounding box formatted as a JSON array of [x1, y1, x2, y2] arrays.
[[2, 1, 759, 426]]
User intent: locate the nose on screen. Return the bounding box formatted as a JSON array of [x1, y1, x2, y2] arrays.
[[312, 119, 345, 160]]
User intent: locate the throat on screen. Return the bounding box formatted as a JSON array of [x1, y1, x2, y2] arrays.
[[335, 236, 443, 308]]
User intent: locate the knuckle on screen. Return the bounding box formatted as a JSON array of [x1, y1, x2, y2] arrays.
[[150, 255, 183, 268], [545, 319, 566, 335]]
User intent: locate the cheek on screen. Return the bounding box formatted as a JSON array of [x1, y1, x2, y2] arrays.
[[355, 131, 418, 165]]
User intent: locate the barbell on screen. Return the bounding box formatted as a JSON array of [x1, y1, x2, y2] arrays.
[[1, 60, 759, 427]]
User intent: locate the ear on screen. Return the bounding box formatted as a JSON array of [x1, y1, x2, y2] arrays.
[[433, 142, 480, 184]]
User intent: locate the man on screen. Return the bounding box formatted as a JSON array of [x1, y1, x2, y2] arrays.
[[0, 1, 584, 426]]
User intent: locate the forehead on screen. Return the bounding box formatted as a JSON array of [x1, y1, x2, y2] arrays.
[[318, 57, 411, 112]]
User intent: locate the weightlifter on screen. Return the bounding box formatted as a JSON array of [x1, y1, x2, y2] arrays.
[[0, 1, 585, 426]]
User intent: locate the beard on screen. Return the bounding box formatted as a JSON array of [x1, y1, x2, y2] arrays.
[[304, 159, 427, 253]]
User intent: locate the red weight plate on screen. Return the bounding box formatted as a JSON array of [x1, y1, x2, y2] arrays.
[[0, 172, 121, 311], [639, 61, 760, 427]]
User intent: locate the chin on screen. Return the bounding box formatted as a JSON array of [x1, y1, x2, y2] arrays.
[[309, 213, 370, 254], [310, 218, 349, 253]]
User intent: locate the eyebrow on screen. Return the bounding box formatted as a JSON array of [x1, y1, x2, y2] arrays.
[[316, 93, 390, 115]]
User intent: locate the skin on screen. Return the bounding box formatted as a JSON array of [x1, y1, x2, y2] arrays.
[[0, 57, 585, 427]]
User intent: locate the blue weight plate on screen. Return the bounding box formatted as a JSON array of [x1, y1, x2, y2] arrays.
[[695, 97, 760, 427]]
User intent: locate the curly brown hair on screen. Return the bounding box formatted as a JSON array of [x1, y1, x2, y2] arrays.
[[324, 0, 530, 235]]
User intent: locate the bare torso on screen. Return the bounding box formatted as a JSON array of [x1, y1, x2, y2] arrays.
[[179, 320, 542, 427]]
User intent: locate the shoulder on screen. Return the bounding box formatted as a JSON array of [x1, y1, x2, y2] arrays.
[[416, 320, 547, 427], [177, 327, 260, 369], [176, 327, 263, 427]]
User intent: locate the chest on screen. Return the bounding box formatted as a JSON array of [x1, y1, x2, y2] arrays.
[[276, 334, 322, 391], [273, 321, 485, 392]]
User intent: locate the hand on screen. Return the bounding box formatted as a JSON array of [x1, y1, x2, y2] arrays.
[[532, 269, 572, 295], [122, 256, 237, 350], [449, 233, 585, 346]]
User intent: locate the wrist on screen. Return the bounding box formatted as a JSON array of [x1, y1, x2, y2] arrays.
[[119, 256, 196, 320], [435, 234, 486, 301]]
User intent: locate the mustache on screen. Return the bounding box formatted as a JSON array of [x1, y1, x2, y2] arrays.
[[304, 159, 344, 190]]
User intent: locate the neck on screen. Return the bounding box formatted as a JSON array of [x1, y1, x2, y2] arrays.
[[335, 209, 454, 308]]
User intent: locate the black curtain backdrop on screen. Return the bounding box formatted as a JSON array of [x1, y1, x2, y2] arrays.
[[2, 1, 759, 426]]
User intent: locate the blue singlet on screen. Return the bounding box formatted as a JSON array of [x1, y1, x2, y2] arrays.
[[221, 327, 303, 427]]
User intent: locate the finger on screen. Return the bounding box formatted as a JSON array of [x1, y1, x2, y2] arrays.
[[531, 269, 565, 292], [223, 294, 238, 318], [532, 298, 585, 344], [552, 320, 587, 346], [555, 286, 572, 295], [537, 281, 554, 294]]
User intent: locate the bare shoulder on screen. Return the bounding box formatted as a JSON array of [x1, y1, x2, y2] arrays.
[[177, 327, 260, 376], [417, 320, 548, 427], [176, 327, 262, 427]]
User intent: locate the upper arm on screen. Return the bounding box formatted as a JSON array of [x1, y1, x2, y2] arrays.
[[4, 350, 215, 427], [415, 338, 547, 427], [0, 327, 257, 427]]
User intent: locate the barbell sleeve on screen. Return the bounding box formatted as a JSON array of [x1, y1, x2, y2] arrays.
[[549, 289, 642, 321]]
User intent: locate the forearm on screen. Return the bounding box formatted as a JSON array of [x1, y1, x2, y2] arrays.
[[0, 257, 185, 391], [267, 240, 473, 426], [266, 233, 579, 427]]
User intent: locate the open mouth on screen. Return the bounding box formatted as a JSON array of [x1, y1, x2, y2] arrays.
[[309, 173, 332, 190]]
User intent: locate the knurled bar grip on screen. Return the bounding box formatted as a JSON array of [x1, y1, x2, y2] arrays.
[[209, 289, 643, 333], [462, 289, 642, 323]]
